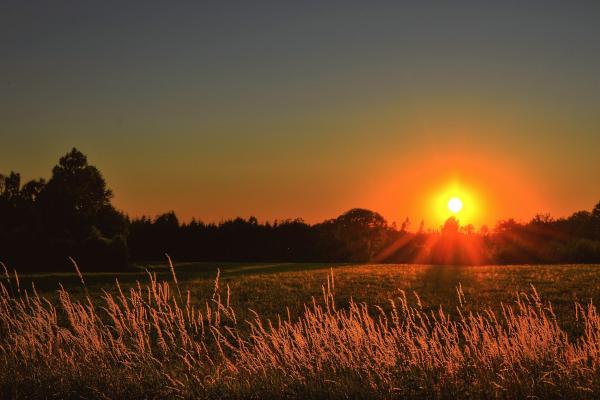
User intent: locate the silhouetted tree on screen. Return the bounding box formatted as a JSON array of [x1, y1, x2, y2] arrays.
[[441, 217, 460, 235], [326, 209, 389, 262], [38, 148, 114, 238], [3, 148, 600, 269], [0, 149, 129, 271]]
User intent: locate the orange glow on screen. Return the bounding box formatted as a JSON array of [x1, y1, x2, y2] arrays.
[[364, 148, 544, 230], [431, 181, 480, 226]]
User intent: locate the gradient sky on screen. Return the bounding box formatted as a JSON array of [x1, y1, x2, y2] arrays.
[[2, 1, 599, 228]]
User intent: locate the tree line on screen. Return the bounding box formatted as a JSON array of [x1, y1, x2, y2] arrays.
[[1, 149, 600, 272]]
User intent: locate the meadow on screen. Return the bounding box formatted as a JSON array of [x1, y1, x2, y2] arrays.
[[2, 261, 600, 398]]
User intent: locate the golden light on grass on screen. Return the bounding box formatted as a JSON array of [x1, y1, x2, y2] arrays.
[[2, 267, 600, 398]]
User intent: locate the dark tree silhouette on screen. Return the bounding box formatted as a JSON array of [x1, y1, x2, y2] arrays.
[[2, 149, 600, 270], [315, 209, 390, 262], [1, 149, 128, 271], [441, 216, 460, 235], [38, 148, 114, 237]]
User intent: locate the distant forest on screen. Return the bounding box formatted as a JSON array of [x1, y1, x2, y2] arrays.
[[1, 149, 600, 272]]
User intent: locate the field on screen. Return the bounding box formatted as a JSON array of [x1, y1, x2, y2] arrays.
[[2, 262, 600, 398]]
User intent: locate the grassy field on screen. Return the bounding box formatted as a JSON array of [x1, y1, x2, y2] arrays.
[[16, 261, 600, 330], [3, 262, 600, 398]]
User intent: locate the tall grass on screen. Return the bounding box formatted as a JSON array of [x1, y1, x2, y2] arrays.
[[1, 263, 600, 399]]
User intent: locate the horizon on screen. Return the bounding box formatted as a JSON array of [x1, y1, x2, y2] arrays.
[[5, 148, 599, 230], [2, 1, 600, 228]]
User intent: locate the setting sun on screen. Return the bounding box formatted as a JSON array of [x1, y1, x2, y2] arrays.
[[448, 197, 463, 213], [426, 180, 483, 228]]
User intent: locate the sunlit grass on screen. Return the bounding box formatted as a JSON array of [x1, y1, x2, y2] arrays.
[[2, 262, 600, 398]]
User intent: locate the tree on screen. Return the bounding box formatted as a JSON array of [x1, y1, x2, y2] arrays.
[[38, 148, 114, 238], [0, 172, 24, 231], [400, 217, 410, 233], [592, 201, 600, 240], [593, 201, 600, 220], [20, 179, 46, 204], [330, 208, 389, 261], [30, 148, 130, 271], [0, 172, 21, 200], [441, 217, 459, 235], [461, 224, 475, 235]]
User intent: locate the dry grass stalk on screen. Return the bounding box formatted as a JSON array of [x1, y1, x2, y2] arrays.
[[0, 264, 599, 399]]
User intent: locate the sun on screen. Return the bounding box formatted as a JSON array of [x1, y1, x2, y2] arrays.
[[448, 197, 463, 213], [429, 181, 480, 226]]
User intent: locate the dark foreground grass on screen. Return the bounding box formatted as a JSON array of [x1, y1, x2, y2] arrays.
[[2, 262, 600, 398]]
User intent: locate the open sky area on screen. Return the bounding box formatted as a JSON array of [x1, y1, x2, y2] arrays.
[[2, 1, 599, 228]]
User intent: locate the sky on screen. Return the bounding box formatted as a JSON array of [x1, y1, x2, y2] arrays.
[[1, 1, 600, 228]]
